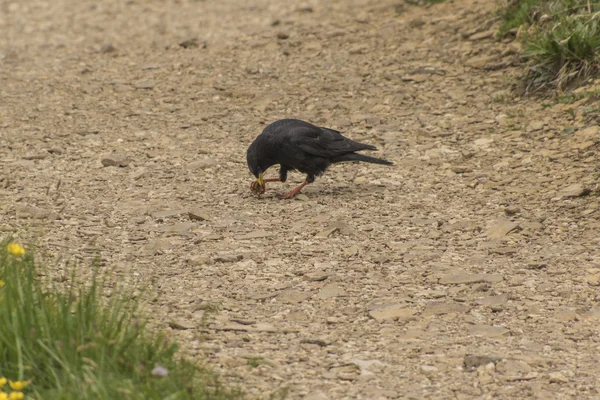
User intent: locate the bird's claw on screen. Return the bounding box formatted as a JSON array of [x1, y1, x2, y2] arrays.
[[278, 193, 293, 199], [250, 180, 266, 195]]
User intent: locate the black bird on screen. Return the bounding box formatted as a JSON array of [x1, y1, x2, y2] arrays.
[[247, 119, 393, 199]]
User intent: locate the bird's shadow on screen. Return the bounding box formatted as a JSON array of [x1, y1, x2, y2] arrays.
[[239, 182, 379, 201]]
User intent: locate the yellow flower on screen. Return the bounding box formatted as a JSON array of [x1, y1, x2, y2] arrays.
[[0, 392, 7, 400], [8, 381, 29, 391], [0, 281, 4, 287], [7, 243, 25, 257], [0, 377, 6, 386], [8, 392, 23, 400]]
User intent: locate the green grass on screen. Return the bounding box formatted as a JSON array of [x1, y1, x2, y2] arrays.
[[498, 0, 600, 91], [0, 239, 240, 400]]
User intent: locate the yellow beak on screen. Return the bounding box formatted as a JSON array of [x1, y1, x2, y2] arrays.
[[257, 172, 264, 186]]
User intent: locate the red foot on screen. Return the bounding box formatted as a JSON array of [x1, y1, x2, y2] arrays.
[[279, 181, 310, 199]]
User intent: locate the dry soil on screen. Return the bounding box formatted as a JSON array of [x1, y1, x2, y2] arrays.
[[1, 0, 600, 399]]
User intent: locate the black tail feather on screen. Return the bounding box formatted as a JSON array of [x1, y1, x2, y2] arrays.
[[332, 152, 393, 165]]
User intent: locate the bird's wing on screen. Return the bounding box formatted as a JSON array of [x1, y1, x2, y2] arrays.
[[290, 126, 375, 158]]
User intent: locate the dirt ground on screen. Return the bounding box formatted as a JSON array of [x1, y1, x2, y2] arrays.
[[2, 0, 600, 398]]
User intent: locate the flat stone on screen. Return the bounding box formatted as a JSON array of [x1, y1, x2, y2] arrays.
[[217, 323, 251, 332], [469, 29, 495, 40], [586, 273, 600, 286], [489, 246, 518, 255], [526, 121, 545, 132], [235, 230, 273, 240], [476, 294, 509, 307], [315, 283, 347, 300], [486, 219, 520, 238], [300, 337, 331, 347], [368, 304, 417, 322], [559, 183, 591, 198], [463, 355, 502, 371], [423, 302, 470, 315], [452, 166, 473, 173], [160, 222, 195, 234], [254, 323, 279, 332], [188, 255, 210, 266], [277, 290, 311, 304], [305, 272, 329, 282], [101, 154, 129, 167], [575, 125, 599, 139], [16, 205, 55, 220], [179, 38, 202, 48], [135, 80, 154, 89], [151, 209, 187, 218], [496, 359, 532, 376], [556, 309, 578, 322], [581, 307, 600, 320], [549, 372, 568, 384], [351, 359, 386, 376], [287, 310, 309, 322], [188, 209, 211, 221], [168, 320, 195, 330], [466, 55, 498, 69], [420, 365, 438, 373], [439, 274, 504, 285], [186, 158, 218, 170], [468, 324, 510, 337], [303, 391, 330, 400], [473, 137, 494, 148], [214, 253, 243, 263], [315, 226, 339, 238]]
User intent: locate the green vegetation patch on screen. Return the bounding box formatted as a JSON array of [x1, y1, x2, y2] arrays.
[[498, 0, 600, 91], [0, 239, 240, 400]]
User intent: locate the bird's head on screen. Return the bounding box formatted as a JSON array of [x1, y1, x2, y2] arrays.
[[247, 150, 266, 195]]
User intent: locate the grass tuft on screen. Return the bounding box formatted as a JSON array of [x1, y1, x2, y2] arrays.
[[0, 239, 240, 399], [498, 0, 600, 91]]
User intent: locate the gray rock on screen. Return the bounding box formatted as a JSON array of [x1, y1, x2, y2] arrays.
[[235, 230, 273, 240], [468, 324, 510, 337], [151, 209, 188, 218], [496, 359, 533, 380], [160, 222, 196, 234], [315, 284, 346, 300], [101, 154, 130, 167], [135, 81, 154, 89], [526, 121, 545, 132], [485, 219, 520, 238], [16, 205, 55, 220], [423, 302, 470, 315], [168, 320, 195, 330], [463, 355, 502, 371], [303, 391, 329, 400], [559, 183, 591, 198], [186, 158, 218, 170], [188, 209, 211, 221], [439, 274, 504, 285], [277, 290, 311, 304], [549, 372, 569, 384], [368, 304, 416, 322], [476, 294, 509, 307], [469, 29, 495, 40]]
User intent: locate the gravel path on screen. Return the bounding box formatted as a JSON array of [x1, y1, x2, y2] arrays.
[[1, 0, 600, 398]]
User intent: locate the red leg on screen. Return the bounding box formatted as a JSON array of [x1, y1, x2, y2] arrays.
[[263, 178, 281, 183], [279, 181, 310, 199]]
